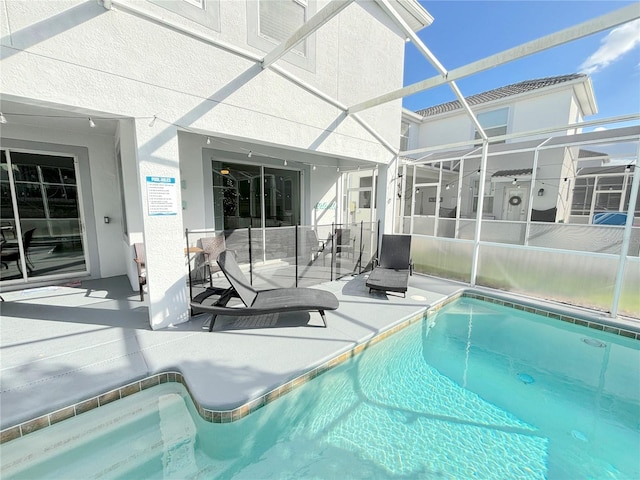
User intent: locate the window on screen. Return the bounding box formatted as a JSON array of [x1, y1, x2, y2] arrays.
[[1, 150, 87, 281], [472, 179, 495, 214], [400, 121, 410, 151], [147, 0, 220, 31], [259, 0, 306, 55], [247, 0, 316, 71], [358, 176, 375, 209], [474, 107, 508, 144], [212, 161, 300, 230]]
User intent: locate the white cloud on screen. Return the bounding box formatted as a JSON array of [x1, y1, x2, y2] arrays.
[[579, 18, 640, 75], [593, 126, 607, 132]]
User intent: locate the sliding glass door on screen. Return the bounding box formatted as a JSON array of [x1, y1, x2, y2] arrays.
[[212, 160, 300, 230], [1, 150, 88, 282]]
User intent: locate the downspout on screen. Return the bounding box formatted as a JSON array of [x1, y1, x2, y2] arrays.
[[399, 163, 407, 233]]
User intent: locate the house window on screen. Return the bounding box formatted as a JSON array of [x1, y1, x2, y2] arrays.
[[247, 0, 316, 71], [474, 107, 508, 144], [400, 121, 410, 151], [472, 179, 494, 214], [259, 0, 307, 55], [147, 0, 220, 31]]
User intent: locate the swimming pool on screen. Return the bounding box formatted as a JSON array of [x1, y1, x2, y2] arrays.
[[2, 297, 639, 479]]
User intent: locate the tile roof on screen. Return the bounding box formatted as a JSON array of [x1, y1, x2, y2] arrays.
[[416, 74, 587, 118]]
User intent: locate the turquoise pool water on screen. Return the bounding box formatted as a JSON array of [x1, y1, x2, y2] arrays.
[[2, 298, 639, 479]]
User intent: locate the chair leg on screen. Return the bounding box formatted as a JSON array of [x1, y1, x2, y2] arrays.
[[319, 310, 327, 328], [139, 283, 144, 301], [208, 314, 218, 332]]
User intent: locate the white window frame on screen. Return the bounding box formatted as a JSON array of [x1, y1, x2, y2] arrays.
[[147, 0, 220, 31], [400, 121, 410, 151], [473, 107, 509, 144], [247, 0, 316, 72]]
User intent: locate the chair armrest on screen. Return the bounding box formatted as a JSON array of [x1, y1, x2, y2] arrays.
[[134, 257, 145, 276]]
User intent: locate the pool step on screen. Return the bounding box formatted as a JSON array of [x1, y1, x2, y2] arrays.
[[1, 385, 198, 479]]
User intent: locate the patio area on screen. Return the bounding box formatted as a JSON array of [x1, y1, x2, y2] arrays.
[[0, 271, 467, 431]]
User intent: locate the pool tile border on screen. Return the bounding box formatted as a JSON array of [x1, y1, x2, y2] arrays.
[[0, 306, 436, 443], [2, 289, 637, 444], [462, 291, 640, 340]]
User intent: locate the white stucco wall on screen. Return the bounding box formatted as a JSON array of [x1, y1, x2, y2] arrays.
[[510, 90, 574, 137], [1, 1, 403, 161]]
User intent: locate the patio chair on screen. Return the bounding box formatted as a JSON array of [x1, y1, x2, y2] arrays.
[[133, 243, 146, 301], [199, 235, 227, 286], [1, 228, 36, 274], [321, 227, 354, 266], [335, 228, 354, 258], [191, 250, 339, 331], [366, 234, 413, 297], [305, 229, 325, 262]]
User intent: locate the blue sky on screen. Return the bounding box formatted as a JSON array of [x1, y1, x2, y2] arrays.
[[402, 1, 640, 125]]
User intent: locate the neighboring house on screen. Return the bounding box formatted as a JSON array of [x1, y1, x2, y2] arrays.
[[398, 74, 603, 232], [0, 0, 433, 328]]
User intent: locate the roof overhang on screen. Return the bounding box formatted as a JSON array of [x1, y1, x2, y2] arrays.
[[402, 108, 423, 122], [388, 0, 434, 32], [573, 76, 598, 117]]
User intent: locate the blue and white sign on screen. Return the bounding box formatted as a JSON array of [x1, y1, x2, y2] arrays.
[[146, 176, 178, 216]]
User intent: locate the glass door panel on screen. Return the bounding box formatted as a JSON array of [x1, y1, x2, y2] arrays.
[[342, 170, 376, 226], [1, 151, 87, 282], [212, 161, 262, 230], [263, 167, 300, 227]]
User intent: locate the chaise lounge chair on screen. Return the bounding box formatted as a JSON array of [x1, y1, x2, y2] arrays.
[[366, 234, 413, 297], [191, 250, 339, 331]]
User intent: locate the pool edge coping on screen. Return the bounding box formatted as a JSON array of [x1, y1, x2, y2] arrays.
[[2, 289, 638, 444]]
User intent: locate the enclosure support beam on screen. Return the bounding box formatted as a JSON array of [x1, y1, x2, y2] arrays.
[[611, 144, 640, 318], [367, 0, 487, 140], [469, 141, 490, 286]]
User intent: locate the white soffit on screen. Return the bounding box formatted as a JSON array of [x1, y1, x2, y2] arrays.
[[391, 0, 434, 31]]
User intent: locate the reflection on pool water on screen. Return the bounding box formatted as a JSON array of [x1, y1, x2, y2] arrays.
[[2, 298, 639, 479]]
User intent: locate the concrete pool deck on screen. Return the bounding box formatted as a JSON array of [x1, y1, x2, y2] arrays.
[[0, 273, 465, 432]]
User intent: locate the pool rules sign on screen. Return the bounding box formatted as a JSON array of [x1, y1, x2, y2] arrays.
[[146, 176, 178, 216]]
